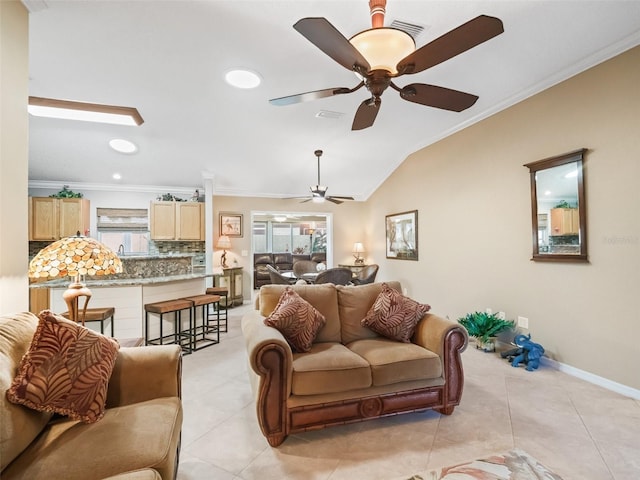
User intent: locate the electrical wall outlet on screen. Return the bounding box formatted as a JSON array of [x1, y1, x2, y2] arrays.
[[486, 308, 492, 314], [497, 311, 506, 320], [241, 250, 248, 257], [517, 316, 529, 329]]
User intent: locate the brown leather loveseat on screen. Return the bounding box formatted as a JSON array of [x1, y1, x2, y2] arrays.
[[241, 282, 468, 446]]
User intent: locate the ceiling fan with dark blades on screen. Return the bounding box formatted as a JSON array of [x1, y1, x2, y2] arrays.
[[269, 0, 503, 130], [291, 150, 355, 205]]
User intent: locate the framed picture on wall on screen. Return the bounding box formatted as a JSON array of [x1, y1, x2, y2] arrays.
[[219, 212, 243, 237], [385, 210, 418, 260]]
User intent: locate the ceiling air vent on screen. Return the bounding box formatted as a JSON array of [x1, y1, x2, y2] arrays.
[[315, 110, 344, 120], [389, 20, 428, 40]]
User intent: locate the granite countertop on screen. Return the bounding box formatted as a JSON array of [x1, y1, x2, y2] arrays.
[[30, 272, 215, 289], [119, 253, 195, 260]]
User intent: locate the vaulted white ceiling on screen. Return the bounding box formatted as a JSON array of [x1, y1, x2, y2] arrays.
[[26, 1, 640, 200]]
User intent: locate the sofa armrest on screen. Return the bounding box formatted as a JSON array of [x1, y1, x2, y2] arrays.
[[413, 313, 468, 410], [413, 313, 467, 356], [106, 345, 182, 408], [241, 310, 293, 447]]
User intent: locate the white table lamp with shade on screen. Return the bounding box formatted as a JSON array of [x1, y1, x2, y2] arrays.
[[352, 242, 365, 265], [216, 235, 232, 268]]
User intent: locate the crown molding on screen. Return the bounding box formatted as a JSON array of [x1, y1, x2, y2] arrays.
[[28, 180, 202, 195]]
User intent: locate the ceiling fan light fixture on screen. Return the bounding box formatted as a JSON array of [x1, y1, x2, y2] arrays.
[[28, 96, 143, 126], [349, 27, 415, 75], [225, 69, 262, 89]]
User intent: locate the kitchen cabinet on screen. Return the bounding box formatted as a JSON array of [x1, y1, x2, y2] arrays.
[[29, 197, 90, 241], [29, 286, 50, 314], [550, 208, 579, 236], [150, 201, 204, 241], [217, 267, 243, 307]]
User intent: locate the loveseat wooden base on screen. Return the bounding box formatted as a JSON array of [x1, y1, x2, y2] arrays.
[[263, 385, 456, 447], [289, 386, 449, 433]]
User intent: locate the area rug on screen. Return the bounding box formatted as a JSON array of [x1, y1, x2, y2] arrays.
[[407, 449, 563, 479]]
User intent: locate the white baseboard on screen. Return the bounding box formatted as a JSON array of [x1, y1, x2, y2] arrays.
[[541, 357, 640, 400]]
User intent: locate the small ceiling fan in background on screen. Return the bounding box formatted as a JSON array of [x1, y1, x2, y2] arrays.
[[294, 150, 355, 204], [270, 0, 504, 130]]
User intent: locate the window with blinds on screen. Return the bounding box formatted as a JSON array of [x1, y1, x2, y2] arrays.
[[96, 208, 150, 255], [96, 208, 148, 230]]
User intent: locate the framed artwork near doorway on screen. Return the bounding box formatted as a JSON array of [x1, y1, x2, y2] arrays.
[[385, 210, 418, 260], [219, 212, 243, 237]]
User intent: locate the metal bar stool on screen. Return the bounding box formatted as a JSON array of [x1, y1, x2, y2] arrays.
[[144, 299, 193, 354], [61, 307, 115, 336], [182, 294, 221, 350], [206, 286, 228, 332]]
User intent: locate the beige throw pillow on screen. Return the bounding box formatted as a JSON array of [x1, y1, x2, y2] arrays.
[[361, 283, 431, 343], [264, 287, 326, 352], [6, 310, 120, 423]]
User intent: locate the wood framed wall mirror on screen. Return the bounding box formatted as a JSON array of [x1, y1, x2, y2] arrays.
[[524, 149, 588, 262]]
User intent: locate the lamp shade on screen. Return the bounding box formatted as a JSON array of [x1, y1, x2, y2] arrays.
[[29, 234, 122, 280], [216, 235, 232, 249], [29, 234, 122, 323], [353, 242, 365, 254]]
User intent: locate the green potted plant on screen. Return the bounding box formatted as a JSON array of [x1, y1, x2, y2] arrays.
[[458, 312, 515, 352]]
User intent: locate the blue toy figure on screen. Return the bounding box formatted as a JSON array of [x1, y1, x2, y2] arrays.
[[506, 334, 545, 371]]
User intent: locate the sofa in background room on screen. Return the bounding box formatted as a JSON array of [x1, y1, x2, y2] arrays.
[[253, 252, 326, 288]]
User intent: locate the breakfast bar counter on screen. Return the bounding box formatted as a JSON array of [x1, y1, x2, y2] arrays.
[[29, 266, 221, 339]]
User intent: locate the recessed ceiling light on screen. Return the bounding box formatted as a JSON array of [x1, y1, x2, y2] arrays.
[[225, 69, 262, 89], [109, 138, 137, 154], [112, 173, 122, 180]]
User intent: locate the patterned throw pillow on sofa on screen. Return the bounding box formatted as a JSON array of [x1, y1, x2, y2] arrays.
[[6, 310, 120, 423], [361, 283, 431, 343], [264, 287, 326, 353]]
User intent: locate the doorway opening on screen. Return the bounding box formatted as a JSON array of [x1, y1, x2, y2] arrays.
[[251, 211, 333, 266]]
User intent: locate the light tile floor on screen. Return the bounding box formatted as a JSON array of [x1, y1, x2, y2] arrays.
[[177, 303, 640, 480]]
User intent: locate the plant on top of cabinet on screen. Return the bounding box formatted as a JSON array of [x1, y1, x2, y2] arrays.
[[49, 185, 83, 198]]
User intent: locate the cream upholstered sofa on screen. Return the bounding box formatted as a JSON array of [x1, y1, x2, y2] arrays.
[[0, 311, 183, 480], [242, 282, 468, 447]]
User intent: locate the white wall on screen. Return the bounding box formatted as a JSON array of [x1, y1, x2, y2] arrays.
[[365, 46, 640, 390], [0, 1, 29, 313]]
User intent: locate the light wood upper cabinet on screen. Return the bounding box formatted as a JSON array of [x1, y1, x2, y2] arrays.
[[176, 202, 204, 240], [150, 201, 177, 240], [150, 201, 204, 241], [29, 197, 90, 241], [550, 208, 579, 236]]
